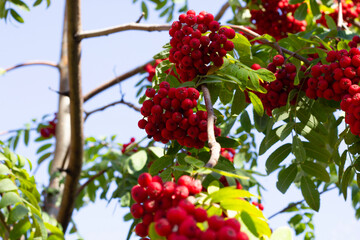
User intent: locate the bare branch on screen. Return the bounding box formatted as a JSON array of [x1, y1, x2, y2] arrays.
[[76, 168, 109, 197], [4, 61, 59, 73], [337, 0, 344, 30], [57, 0, 84, 232], [83, 60, 152, 102], [201, 84, 221, 168], [214, 2, 230, 22], [76, 23, 170, 40], [84, 99, 140, 121], [136, 12, 145, 23], [268, 186, 337, 220], [228, 25, 311, 65]]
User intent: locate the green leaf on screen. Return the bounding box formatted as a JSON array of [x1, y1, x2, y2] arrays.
[[205, 167, 249, 180], [207, 180, 220, 194], [12, 0, 30, 11], [9, 218, 32, 239], [266, 144, 292, 174], [141, 1, 148, 19], [0, 164, 12, 175], [240, 111, 252, 133], [0, 178, 17, 193], [231, 88, 246, 115], [153, 48, 170, 60], [240, 210, 272, 237], [216, 136, 240, 148], [33, 0, 43, 7], [276, 163, 298, 194], [148, 146, 164, 158], [184, 156, 205, 168], [270, 226, 293, 240], [126, 150, 147, 174], [37, 152, 52, 164], [294, 3, 308, 21], [276, 122, 294, 141], [292, 135, 306, 162], [33, 213, 48, 239], [309, 0, 321, 18], [149, 155, 173, 175], [36, 143, 52, 154], [248, 92, 264, 117], [231, 32, 251, 56], [303, 142, 330, 163], [325, 15, 337, 31], [341, 166, 354, 200], [209, 187, 255, 202], [8, 204, 29, 223], [255, 68, 276, 83], [10, 9, 24, 23], [219, 85, 233, 105], [44, 222, 64, 239], [259, 127, 280, 155], [301, 161, 330, 182], [0, 192, 22, 208], [148, 222, 166, 240], [301, 176, 320, 211]]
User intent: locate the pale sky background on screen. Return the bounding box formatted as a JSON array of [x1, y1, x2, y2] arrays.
[[0, 0, 359, 239]]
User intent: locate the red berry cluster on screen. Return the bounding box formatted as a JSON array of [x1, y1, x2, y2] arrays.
[[251, 201, 264, 211], [138, 81, 221, 148], [250, 0, 307, 40], [39, 120, 57, 138], [246, 55, 307, 116], [305, 37, 360, 101], [121, 137, 137, 153], [342, 85, 360, 135], [144, 58, 178, 82], [317, 0, 360, 28], [169, 10, 235, 82], [220, 148, 236, 163], [131, 173, 249, 240]]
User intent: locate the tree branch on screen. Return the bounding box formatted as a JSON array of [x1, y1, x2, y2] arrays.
[[76, 23, 170, 40], [136, 12, 145, 23], [84, 99, 140, 121], [57, 0, 84, 232], [4, 61, 59, 73], [201, 84, 221, 168], [83, 60, 152, 102], [337, 0, 343, 30], [76, 168, 109, 197], [214, 2, 230, 22], [268, 186, 337, 220], [228, 25, 311, 65]]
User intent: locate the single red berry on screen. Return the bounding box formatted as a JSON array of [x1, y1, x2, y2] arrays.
[[273, 55, 284, 66], [340, 56, 352, 68], [131, 185, 148, 203], [225, 218, 241, 232], [179, 218, 198, 237], [251, 63, 261, 70], [217, 226, 237, 240], [138, 173, 152, 187], [135, 223, 148, 237], [223, 41, 234, 51], [208, 215, 225, 231], [130, 203, 144, 218], [181, 98, 193, 110], [155, 218, 172, 236], [145, 88, 156, 98], [138, 119, 148, 129], [194, 207, 208, 222], [174, 185, 190, 199], [349, 84, 360, 95], [167, 207, 188, 225], [237, 232, 249, 240], [147, 181, 163, 199], [208, 21, 220, 32]]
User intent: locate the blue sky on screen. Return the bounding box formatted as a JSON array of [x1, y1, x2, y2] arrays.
[[0, 0, 359, 239]]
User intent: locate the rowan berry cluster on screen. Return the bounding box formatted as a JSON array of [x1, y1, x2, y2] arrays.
[[138, 81, 221, 148], [342, 85, 360, 135], [305, 36, 360, 102], [220, 147, 236, 163], [169, 10, 235, 82], [131, 173, 249, 240], [39, 119, 57, 138], [317, 0, 360, 28], [246, 55, 307, 116], [121, 137, 137, 154], [250, 0, 306, 40]]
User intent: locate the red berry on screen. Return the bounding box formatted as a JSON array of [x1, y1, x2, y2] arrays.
[[167, 207, 187, 225], [223, 41, 234, 51], [208, 215, 225, 231], [135, 223, 148, 237], [131, 185, 148, 203], [273, 55, 284, 66], [155, 219, 172, 236], [145, 88, 156, 98], [130, 203, 144, 218], [147, 181, 163, 198], [208, 21, 220, 32]]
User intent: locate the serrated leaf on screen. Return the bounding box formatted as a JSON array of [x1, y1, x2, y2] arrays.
[[248, 92, 264, 117], [149, 155, 173, 175], [341, 166, 354, 200], [0, 178, 18, 192], [10, 9, 24, 23], [301, 176, 320, 211], [126, 150, 147, 174], [294, 3, 307, 21], [292, 135, 306, 162], [276, 163, 298, 194], [309, 0, 320, 18], [301, 161, 330, 182], [216, 136, 240, 148], [255, 68, 276, 83], [266, 144, 292, 174], [0, 192, 22, 208]]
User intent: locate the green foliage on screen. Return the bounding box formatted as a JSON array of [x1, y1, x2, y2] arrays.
[[0, 0, 50, 23]]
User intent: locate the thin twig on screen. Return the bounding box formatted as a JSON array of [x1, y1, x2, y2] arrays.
[[0, 128, 36, 136], [337, 0, 343, 30], [268, 186, 337, 220], [83, 60, 152, 102], [201, 84, 221, 168], [4, 61, 59, 72], [214, 2, 230, 22], [84, 99, 140, 121], [76, 168, 109, 197], [76, 23, 170, 40], [228, 25, 311, 65], [136, 12, 145, 23]]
